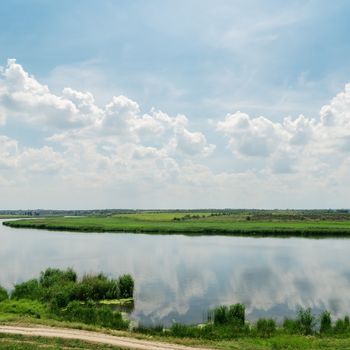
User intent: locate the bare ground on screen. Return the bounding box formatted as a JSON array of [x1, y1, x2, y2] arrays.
[[0, 325, 215, 350]]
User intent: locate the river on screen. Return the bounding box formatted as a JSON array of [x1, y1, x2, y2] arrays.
[[1, 219, 349, 326]]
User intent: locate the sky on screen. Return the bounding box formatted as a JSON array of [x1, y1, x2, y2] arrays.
[[1, 0, 350, 209]]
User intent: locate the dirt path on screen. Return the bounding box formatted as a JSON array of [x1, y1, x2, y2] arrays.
[[0, 325, 216, 350]]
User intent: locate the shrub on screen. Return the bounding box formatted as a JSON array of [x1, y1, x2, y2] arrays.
[[320, 310, 332, 334], [283, 318, 300, 334], [296, 308, 317, 335], [62, 300, 128, 329], [39, 268, 77, 288], [0, 299, 47, 318], [228, 303, 245, 325], [212, 304, 245, 326], [136, 324, 164, 335], [63, 300, 97, 324], [72, 273, 120, 301], [171, 323, 195, 337], [80, 274, 110, 300], [334, 317, 350, 334], [118, 274, 134, 299], [213, 306, 228, 325], [43, 282, 76, 309], [256, 318, 276, 338], [0, 286, 8, 302], [12, 279, 42, 300]]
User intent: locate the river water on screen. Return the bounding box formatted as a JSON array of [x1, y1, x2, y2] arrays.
[[1, 219, 349, 326]]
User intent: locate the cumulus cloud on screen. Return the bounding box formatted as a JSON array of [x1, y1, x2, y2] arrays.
[[0, 59, 216, 204], [170, 127, 216, 157], [1, 58, 350, 208], [216, 87, 350, 178], [217, 112, 287, 158], [0, 59, 96, 129], [0, 136, 18, 169]]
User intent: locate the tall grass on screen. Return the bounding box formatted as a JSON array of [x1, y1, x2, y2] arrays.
[[2, 267, 134, 330], [209, 303, 245, 326], [136, 306, 350, 341], [0, 285, 8, 302]]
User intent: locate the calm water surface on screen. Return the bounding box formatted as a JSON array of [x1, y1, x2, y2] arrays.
[[1, 219, 350, 326]]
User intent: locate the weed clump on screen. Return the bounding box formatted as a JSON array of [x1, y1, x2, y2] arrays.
[[6, 267, 134, 330], [0, 285, 9, 302], [255, 318, 276, 338], [211, 303, 245, 326], [320, 310, 332, 334]]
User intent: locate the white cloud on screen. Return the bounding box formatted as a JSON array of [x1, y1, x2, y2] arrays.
[[216, 87, 350, 179], [0, 60, 217, 206], [0, 136, 18, 169], [0, 59, 97, 129], [1, 59, 350, 208], [170, 126, 216, 157], [217, 112, 287, 158]]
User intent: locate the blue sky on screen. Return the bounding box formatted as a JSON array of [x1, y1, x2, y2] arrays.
[[2, 0, 350, 118], [1, 1, 350, 208]]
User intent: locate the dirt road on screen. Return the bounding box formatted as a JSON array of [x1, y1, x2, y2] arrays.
[[0, 325, 216, 350]]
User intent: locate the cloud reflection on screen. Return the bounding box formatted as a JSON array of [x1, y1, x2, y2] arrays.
[[1, 221, 350, 325]]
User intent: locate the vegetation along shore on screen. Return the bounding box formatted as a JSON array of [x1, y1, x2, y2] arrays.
[[4, 209, 350, 237], [2, 268, 350, 349]]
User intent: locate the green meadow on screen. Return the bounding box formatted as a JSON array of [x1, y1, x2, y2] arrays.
[[4, 210, 350, 236]]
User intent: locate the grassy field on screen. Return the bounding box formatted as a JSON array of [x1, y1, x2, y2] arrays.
[[3, 319, 350, 350], [3, 333, 350, 350], [0, 333, 123, 350], [4, 210, 350, 236], [0, 216, 30, 219]]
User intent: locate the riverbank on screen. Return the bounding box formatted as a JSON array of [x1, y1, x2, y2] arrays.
[[3, 267, 350, 349], [2, 319, 350, 350], [4, 211, 350, 236]]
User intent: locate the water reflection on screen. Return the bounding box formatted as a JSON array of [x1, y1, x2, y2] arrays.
[[1, 220, 350, 325]]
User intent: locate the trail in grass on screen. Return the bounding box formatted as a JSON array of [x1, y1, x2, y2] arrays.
[[0, 325, 215, 350]]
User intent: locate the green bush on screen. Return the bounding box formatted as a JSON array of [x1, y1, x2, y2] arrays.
[[228, 303, 245, 325], [283, 318, 300, 334], [320, 310, 332, 334], [0, 285, 8, 302], [11, 279, 42, 300], [43, 282, 76, 309], [256, 318, 276, 338], [118, 274, 134, 299], [170, 323, 195, 337], [213, 305, 228, 325], [72, 274, 120, 301], [334, 317, 350, 334], [61, 300, 128, 329], [39, 268, 77, 288], [0, 299, 47, 318], [212, 304, 245, 326], [136, 324, 164, 335], [296, 308, 317, 335]]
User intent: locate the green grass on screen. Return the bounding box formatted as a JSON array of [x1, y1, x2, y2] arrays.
[[3, 323, 350, 350], [3, 306, 350, 349], [0, 333, 123, 349], [5, 211, 350, 236], [0, 216, 30, 219]]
